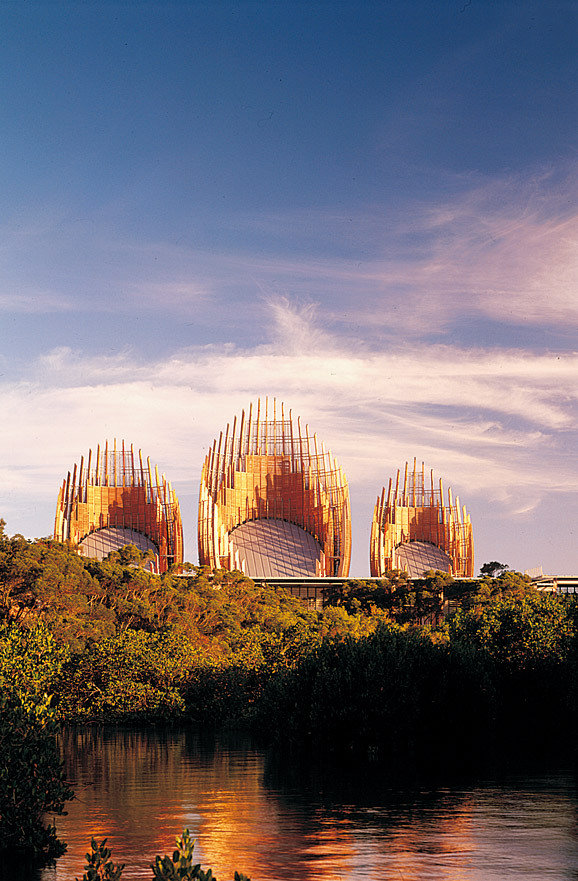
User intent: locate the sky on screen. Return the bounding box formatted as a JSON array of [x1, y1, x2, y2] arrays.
[[1, 0, 576, 576]]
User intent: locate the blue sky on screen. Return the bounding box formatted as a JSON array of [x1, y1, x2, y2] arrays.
[[1, 1, 576, 575]]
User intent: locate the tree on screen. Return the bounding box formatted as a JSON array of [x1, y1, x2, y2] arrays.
[[479, 561, 509, 577], [449, 591, 573, 668], [0, 623, 72, 860]]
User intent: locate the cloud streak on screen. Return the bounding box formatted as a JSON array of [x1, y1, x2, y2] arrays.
[[1, 171, 576, 571], [3, 299, 576, 508], [2, 168, 576, 348]]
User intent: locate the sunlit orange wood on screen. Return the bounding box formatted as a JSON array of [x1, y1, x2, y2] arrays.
[[54, 441, 183, 573], [370, 458, 474, 577], [198, 398, 351, 576]]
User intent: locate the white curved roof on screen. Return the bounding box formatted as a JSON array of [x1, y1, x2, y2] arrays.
[[78, 527, 158, 561], [394, 541, 451, 577], [229, 519, 323, 578]]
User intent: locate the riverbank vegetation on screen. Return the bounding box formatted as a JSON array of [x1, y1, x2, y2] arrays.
[[78, 829, 250, 881], [0, 621, 72, 860], [0, 519, 577, 856]]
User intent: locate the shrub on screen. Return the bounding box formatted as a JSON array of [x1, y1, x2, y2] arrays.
[[0, 694, 72, 859], [258, 621, 495, 761], [76, 830, 250, 881], [0, 622, 73, 859]]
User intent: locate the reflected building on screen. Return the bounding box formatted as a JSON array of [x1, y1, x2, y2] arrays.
[[54, 440, 183, 573], [370, 459, 474, 578], [198, 399, 351, 577]]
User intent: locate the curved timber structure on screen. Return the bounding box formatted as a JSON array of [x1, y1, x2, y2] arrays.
[[370, 459, 474, 578], [54, 440, 183, 573], [198, 399, 351, 577]]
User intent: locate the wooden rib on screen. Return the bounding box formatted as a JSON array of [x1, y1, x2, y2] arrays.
[[78, 455, 84, 498], [247, 401, 253, 454], [147, 457, 154, 500], [138, 449, 145, 490], [238, 408, 245, 461]]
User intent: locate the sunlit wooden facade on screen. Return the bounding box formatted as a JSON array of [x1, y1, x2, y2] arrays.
[[54, 440, 183, 573], [198, 399, 351, 577], [370, 459, 474, 578]]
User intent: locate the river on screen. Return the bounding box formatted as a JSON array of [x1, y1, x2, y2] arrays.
[[25, 726, 578, 880]]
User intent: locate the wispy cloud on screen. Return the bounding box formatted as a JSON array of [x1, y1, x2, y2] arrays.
[[0, 290, 75, 313], [2, 167, 575, 344], [3, 297, 576, 506], [2, 319, 576, 571], [239, 168, 578, 337]]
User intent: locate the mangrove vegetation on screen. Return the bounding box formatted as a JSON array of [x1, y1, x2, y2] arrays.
[[0, 518, 576, 861]]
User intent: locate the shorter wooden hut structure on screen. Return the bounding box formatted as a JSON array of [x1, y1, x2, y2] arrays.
[[370, 459, 474, 578], [54, 440, 183, 573]]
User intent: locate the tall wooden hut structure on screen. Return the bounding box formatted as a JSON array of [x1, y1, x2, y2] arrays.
[[198, 398, 351, 577]]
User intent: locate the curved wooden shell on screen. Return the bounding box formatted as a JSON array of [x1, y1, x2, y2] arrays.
[[54, 440, 183, 573], [198, 398, 351, 576], [370, 458, 474, 578]]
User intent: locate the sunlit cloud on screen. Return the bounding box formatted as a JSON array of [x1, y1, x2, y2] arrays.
[[3, 297, 576, 511], [1, 170, 576, 570]]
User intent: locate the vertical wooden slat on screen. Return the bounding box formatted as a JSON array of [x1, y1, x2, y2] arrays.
[[238, 408, 245, 461], [78, 455, 84, 501], [197, 399, 353, 578], [247, 401, 253, 454]]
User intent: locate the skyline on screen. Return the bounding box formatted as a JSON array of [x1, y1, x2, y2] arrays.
[[1, 1, 576, 575]]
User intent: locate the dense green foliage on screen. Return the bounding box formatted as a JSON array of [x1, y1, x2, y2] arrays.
[[0, 519, 576, 765], [256, 622, 495, 760], [0, 522, 392, 723], [324, 571, 449, 623], [450, 588, 574, 666], [0, 619, 72, 859], [2, 519, 576, 872], [78, 830, 250, 881]]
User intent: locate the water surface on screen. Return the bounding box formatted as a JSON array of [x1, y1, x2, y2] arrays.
[[30, 727, 578, 880]]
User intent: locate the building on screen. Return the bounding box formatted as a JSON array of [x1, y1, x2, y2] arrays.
[[370, 459, 474, 578], [54, 440, 183, 573], [198, 398, 351, 577]]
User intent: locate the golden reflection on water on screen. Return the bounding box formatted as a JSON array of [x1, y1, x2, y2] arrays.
[[38, 728, 578, 881], [53, 729, 362, 881]]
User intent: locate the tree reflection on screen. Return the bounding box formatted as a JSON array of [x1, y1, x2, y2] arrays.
[[34, 727, 578, 881]]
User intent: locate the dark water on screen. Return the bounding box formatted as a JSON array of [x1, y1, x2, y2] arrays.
[[29, 727, 578, 880]]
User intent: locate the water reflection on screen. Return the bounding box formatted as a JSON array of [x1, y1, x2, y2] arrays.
[[29, 727, 578, 881]]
